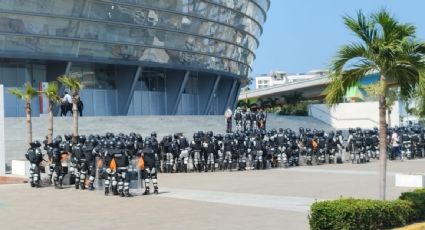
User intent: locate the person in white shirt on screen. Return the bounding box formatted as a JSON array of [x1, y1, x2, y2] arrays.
[[391, 131, 401, 160], [61, 92, 72, 116], [224, 107, 233, 133]]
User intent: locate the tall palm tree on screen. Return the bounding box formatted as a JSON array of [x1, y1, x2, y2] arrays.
[[58, 75, 83, 143], [9, 83, 38, 146], [325, 9, 425, 200], [41, 82, 61, 144]]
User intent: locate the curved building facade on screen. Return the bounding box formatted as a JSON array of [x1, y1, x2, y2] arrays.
[[0, 0, 269, 116]]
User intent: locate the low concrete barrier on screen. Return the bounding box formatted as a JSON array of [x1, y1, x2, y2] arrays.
[[11, 160, 30, 177], [395, 173, 425, 188]]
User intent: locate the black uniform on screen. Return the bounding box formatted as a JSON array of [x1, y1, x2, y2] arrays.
[[52, 139, 66, 188], [113, 144, 131, 197], [72, 141, 85, 189], [141, 140, 159, 195], [26, 142, 43, 187]]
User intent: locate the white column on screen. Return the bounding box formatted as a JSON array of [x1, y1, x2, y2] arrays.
[[0, 85, 5, 175]]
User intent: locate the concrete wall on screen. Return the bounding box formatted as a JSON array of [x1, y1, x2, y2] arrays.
[[308, 101, 400, 129], [0, 85, 5, 174]]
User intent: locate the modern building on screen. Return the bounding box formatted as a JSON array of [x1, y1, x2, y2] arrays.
[[0, 0, 270, 116], [255, 69, 328, 89]]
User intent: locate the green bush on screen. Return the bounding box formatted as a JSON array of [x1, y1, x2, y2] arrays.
[[309, 198, 413, 230], [277, 102, 308, 116], [399, 189, 425, 221]]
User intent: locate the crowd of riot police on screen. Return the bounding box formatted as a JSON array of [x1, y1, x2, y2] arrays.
[[25, 124, 425, 196]]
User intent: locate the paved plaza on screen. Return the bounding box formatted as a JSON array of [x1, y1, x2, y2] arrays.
[[1, 159, 424, 230]]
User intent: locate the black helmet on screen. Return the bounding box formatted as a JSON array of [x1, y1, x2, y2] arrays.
[[174, 133, 179, 139], [79, 135, 86, 144], [64, 134, 72, 141], [207, 131, 213, 138], [117, 141, 125, 149], [151, 132, 157, 138], [103, 140, 109, 148], [109, 140, 115, 148], [34, 140, 41, 148], [29, 142, 37, 148], [144, 139, 152, 147], [193, 132, 200, 139]]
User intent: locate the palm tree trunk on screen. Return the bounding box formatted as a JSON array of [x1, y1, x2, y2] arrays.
[[378, 77, 388, 200], [72, 96, 79, 143], [47, 101, 53, 144], [25, 102, 32, 147]]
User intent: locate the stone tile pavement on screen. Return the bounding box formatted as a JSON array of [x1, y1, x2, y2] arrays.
[[1, 159, 423, 230]]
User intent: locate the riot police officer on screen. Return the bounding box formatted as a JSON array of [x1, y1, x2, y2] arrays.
[[114, 141, 131, 197], [72, 136, 85, 189], [52, 137, 66, 189], [140, 139, 159, 195], [83, 138, 97, 190], [26, 141, 43, 188], [191, 132, 203, 172]]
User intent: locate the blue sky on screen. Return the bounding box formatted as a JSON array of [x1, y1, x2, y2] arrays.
[[250, 0, 425, 77]]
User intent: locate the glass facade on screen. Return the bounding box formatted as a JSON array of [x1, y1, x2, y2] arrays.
[[0, 0, 269, 77], [0, 0, 269, 116]]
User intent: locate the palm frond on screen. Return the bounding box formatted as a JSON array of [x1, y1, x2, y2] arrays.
[[373, 9, 415, 43], [9, 83, 38, 102], [331, 43, 370, 73], [42, 81, 62, 104], [58, 75, 83, 94], [24, 83, 38, 101], [343, 10, 377, 47], [8, 88, 24, 100]]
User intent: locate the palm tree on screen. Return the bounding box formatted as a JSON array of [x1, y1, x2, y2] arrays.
[[58, 75, 83, 143], [325, 9, 425, 200], [41, 82, 61, 144], [9, 83, 38, 146]]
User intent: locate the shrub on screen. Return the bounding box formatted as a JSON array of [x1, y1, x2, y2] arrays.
[[399, 189, 425, 221], [277, 102, 308, 116], [309, 198, 413, 230]]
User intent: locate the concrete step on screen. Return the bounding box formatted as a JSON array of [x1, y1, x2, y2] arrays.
[[3, 114, 333, 169]]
